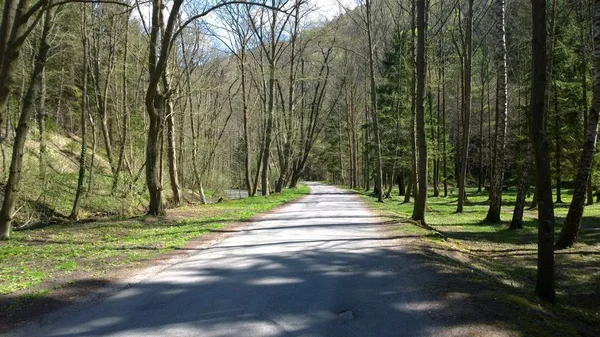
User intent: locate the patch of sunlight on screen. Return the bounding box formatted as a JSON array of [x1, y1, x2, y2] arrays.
[[502, 294, 542, 311], [427, 324, 517, 337], [499, 278, 524, 288], [108, 288, 142, 301], [246, 277, 303, 286], [53, 317, 124, 337], [393, 301, 446, 312], [88, 317, 125, 328], [366, 270, 394, 277], [161, 289, 187, 296], [272, 313, 315, 331], [258, 263, 286, 271]]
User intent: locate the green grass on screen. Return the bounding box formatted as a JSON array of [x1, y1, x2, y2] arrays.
[[18, 289, 49, 301], [348, 186, 600, 337], [0, 185, 309, 298]]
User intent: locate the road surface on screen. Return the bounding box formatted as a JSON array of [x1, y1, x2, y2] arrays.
[[9, 183, 508, 337]]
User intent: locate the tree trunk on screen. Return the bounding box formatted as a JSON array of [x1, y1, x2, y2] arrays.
[[488, 69, 494, 199], [240, 47, 253, 196], [166, 98, 181, 206], [260, 1, 279, 197], [432, 83, 440, 197], [554, 85, 562, 203], [403, 175, 413, 203], [587, 178, 594, 205], [398, 173, 405, 196], [442, 55, 448, 197], [410, 0, 418, 201], [364, 99, 371, 192], [0, 0, 33, 133], [510, 144, 533, 230], [146, 103, 164, 215], [113, 11, 130, 193], [485, 0, 508, 223], [529, 186, 539, 209], [530, 0, 555, 302], [555, 1, 600, 249], [86, 112, 97, 197], [412, 0, 428, 223], [198, 178, 207, 205], [37, 61, 47, 201], [0, 7, 53, 238], [252, 146, 262, 194], [366, 0, 384, 202], [143, 0, 184, 216], [434, 37, 442, 198], [91, 13, 117, 176], [71, 6, 88, 220], [457, 0, 474, 213], [583, 17, 596, 207], [189, 98, 204, 204], [478, 55, 485, 194]]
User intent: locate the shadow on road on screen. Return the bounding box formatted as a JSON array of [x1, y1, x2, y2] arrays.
[[5, 183, 524, 337], [10, 245, 517, 337]]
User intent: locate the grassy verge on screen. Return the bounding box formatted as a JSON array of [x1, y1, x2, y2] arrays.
[[0, 185, 309, 325], [348, 186, 599, 337]]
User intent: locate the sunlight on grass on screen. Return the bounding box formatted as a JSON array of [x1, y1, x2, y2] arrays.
[[348, 186, 600, 337], [0, 185, 309, 297]]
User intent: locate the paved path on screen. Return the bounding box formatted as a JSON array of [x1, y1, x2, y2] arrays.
[[10, 183, 507, 337]]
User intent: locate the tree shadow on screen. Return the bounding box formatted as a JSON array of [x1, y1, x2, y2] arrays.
[[4, 184, 599, 337], [6, 242, 526, 337]]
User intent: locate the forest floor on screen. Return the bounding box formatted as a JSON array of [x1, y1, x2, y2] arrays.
[[0, 186, 310, 332], [351, 186, 600, 337]]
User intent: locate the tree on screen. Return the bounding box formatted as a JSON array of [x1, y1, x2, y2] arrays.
[[143, 0, 283, 214], [412, 0, 428, 222], [530, 0, 555, 302], [554, 0, 600, 250], [71, 4, 88, 220], [0, 3, 56, 238], [456, 0, 474, 213], [365, 0, 383, 202], [485, 0, 508, 223], [214, 4, 255, 196]]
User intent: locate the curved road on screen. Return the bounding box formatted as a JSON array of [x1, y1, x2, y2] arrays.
[[10, 183, 507, 337]]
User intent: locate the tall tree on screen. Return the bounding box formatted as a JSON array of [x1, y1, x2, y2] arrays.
[[554, 0, 600, 250], [366, 0, 384, 202], [456, 0, 474, 213], [71, 4, 88, 220], [112, 8, 131, 193], [530, 0, 555, 302], [485, 0, 508, 223], [144, 0, 274, 214], [0, 4, 56, 237], [412, 0, 428, 222]]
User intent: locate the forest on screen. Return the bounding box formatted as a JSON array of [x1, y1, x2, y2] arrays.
[[0, 0, 599, 323]]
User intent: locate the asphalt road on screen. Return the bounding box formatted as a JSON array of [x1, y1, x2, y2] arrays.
[[9, 183, 506, 337]]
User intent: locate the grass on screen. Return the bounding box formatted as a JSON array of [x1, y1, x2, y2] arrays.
[[348, 186, 600, 337], [0, 185, 309, 301]]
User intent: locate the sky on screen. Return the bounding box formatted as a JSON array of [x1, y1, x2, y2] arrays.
[[132, 0, 359, 35], [130, 0, 360, 58], [304, 0, 358, 22]]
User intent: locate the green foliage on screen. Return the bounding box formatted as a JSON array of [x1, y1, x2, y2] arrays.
[[376, 29, 413, 174]]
